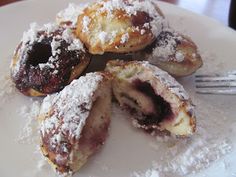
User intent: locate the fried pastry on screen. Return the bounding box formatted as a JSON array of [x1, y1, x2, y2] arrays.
[[76, 0, 167, 54], [38, 72, 112, 175], [105, 60, 196, 136], [10, 23, 90, 96], [134, 29, 203, 76]]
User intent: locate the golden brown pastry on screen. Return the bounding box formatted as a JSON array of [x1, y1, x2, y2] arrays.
[[105, 60, 196, 136], [75, 0, 167, 54], [134, 29, 203, 76], [10, 23, 91, 96], [38, 72, 112, 176]]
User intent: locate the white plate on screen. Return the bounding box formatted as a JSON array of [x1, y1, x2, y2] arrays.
[[0, 1, 236, 177]]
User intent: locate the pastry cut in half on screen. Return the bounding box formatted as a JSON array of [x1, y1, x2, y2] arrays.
[[76, 0, 167, 54], [134, 29, 203, 76], [105, 60, 196, 136], [38, 72, 112, 176]]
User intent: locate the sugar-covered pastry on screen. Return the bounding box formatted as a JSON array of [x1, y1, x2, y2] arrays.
[[76, 0, 167, 54], [105, 60, 196, 136], [11, 23, 90, 96], [38, 72, 112, 175], [134, 29, 203, 76]]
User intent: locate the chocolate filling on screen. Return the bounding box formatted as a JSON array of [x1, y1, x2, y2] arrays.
[[27, 42, 52, 66], [133, 79, 173, 126]]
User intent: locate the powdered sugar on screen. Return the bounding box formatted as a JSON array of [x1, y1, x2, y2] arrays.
[[99, 31, 110, 44], [150, 18, 168, 37], [97, 30, 118, 45], [149, 29, 186, 62], [97, 0, 167, 36], [21, 23, 39, 46], [21, 23, 58, 47], [16, 100, 41, 144], [132, 169, 160, 177], [68, 38, 84, 51], [89, 0, 168, 40], [56, 3, 84, 26], [120, 33, 129, 44], [140, 29, 146, 35], [40, 72, 103, 143], [22, 22, 84, 52], [51, 38, 61, 56], [82, 16, 91, 33], [99, 0, 161, 19], [198, 50, 226, 73], [0, 73, 16, 107], [175, 51, 185, 62], [152, 40, 176, 61], [38, 61, 55, 70], [62, 28, 84, 51]]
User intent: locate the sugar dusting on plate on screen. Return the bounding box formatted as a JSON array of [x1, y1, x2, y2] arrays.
[[16, 100, 229, 177], [16, 100, 41, 144], [0, 55, 16, 107], [0, 73, 16, 107], [16, 100, 55, 175], [12, 52, 233, 177], [129, 96, 232, 177], [128, 51, 233, 177], [5, 10, 234, 176]]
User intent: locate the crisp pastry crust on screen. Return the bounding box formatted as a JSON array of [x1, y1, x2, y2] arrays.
[[38, 72, 112, 175], [10, 23, 91, 96], [75, 0, 167, 54], [134, 29, 203, 76], [105, 60, 196, 136]]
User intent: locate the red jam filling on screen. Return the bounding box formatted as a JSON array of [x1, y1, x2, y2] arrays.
[[133, 79, 173, 126]]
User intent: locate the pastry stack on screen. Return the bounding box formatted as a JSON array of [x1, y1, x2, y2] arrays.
[[10, 0, 202, 176]]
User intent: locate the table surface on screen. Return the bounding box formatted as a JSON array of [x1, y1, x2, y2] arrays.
[[0, 0, 231, 26]]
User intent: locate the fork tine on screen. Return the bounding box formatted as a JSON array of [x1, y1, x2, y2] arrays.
[[195, 81, 236, 88], [228, 70, 236, 75], [195, 71, 236, 95], [196, 85, 236, 88], [196, 88, 236, 95], [195, 70, 236, 77], [195, 76, 236, 82]]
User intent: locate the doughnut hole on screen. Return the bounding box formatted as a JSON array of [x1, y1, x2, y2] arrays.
[[27, 42, 52, 67]]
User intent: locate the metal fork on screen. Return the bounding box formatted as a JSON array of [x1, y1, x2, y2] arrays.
[[195, 70, 236, 95]]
